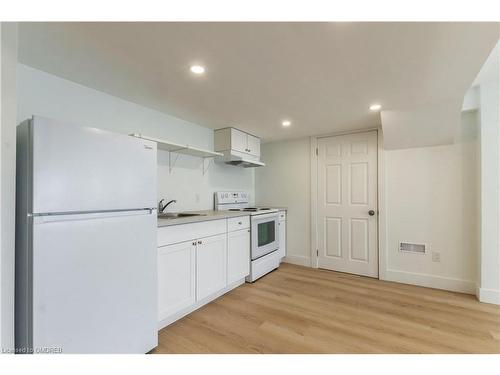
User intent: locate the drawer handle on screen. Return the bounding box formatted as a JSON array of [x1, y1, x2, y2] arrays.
[[198, 240, 202, 245], [238, 221, 242, 225]]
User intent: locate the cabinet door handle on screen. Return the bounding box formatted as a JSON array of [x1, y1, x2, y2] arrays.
[[238, 221, 242, 225]]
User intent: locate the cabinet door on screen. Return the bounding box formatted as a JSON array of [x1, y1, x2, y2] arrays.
[[278, 220, 286, 260], [158, 240, 196, 321], [196, 234, 228, 301], [246, 134, 261, 158], [231, 128, 249, 154], [227, 229, 250, 284]]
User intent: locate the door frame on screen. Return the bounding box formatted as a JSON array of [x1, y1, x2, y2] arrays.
[[309, 128, 388, 280]]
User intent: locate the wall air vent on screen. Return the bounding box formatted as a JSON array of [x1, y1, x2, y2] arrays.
[[399, 242, 426, 254]]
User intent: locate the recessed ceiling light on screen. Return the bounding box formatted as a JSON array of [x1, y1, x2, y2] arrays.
[[369, 104, 382, 111], [282, 120, 291, 127], [190, 65, 205, 74]]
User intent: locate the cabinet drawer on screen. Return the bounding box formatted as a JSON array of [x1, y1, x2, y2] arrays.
[[279, 211, 286, 221], [158, 219, 226, 247], [227, 216, 250, 232]]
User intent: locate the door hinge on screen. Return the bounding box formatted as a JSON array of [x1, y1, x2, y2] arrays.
[[315, 148, 318, 156]]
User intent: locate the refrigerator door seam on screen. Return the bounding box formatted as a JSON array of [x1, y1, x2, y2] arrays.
[[32, 208, 156, 216], [33, 209, 156, 224]]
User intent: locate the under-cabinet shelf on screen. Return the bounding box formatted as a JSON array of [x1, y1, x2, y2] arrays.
[[130, 133, 223, 174], [130, 134, 223, 158]]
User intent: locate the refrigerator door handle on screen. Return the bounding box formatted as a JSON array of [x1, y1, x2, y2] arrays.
[[33, 209, 156, 224]]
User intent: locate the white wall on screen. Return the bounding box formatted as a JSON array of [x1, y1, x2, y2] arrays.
[[382, 111, 479, 293], [475, 42, 500, 304], [0, 22, 18, 352], [17, 64, 254, 212], [256, 113, 480, 294], [255, 138, 311, 266]]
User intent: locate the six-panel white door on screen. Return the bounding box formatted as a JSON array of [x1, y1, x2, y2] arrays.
[[317, 131, 378, 277]]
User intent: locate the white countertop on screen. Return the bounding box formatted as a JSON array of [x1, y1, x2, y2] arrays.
[[157, 210, 251, 227]]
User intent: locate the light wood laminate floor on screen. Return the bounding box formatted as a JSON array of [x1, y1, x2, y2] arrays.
[[153, 263, 500, 353]]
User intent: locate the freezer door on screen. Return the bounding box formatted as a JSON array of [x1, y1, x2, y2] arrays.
[[31, 116, 156, 214], [31, 210, 157, 354]]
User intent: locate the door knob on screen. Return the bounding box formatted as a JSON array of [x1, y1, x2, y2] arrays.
[[368, 210, 375, 216]]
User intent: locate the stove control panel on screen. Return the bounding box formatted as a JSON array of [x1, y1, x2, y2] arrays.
[[215, 191, 249, 205]]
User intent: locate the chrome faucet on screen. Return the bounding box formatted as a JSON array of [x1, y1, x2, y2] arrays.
[[158, 199, 177, 213]]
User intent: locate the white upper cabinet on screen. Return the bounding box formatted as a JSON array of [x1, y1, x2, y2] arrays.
[[215, 127, 261, 160], [246, 134, 261, 158], [230, 128, 249, 155]]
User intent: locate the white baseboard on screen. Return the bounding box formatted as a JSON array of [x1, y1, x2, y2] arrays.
[[384, 269, 476, 294], [282, 255, 311, 267], [477, 287, 500, 305], [158, 278, 245, 330]]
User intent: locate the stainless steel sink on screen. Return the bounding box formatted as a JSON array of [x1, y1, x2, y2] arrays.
[[158, 212, 207, 219]]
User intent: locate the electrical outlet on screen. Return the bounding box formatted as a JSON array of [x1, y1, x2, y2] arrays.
[[432, 252, 441, 262]]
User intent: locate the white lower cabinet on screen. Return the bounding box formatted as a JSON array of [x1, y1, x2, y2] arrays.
[[227, 228, 250, 284], [157, 217, 250, 328], [196, 233, 228, 301], [158, 240, 196, 321], [278, 214, 286, 260]]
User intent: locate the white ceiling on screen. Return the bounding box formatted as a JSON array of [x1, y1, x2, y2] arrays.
[[18, 22, 499, 143]]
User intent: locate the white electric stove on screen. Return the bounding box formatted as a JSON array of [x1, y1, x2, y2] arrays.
[[215, 191, 281, 282]]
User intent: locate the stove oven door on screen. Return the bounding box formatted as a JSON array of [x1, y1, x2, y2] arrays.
[[251, 212, 279, 260]]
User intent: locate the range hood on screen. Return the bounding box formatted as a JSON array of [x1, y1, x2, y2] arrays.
[[216, 151, 265, 168], [214, 127, 265, 168]]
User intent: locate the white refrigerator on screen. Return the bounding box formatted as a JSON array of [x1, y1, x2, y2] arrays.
[[15, 116, 158, 354]]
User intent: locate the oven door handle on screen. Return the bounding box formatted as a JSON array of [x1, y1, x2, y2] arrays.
[[251, 212, 280, 221]]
